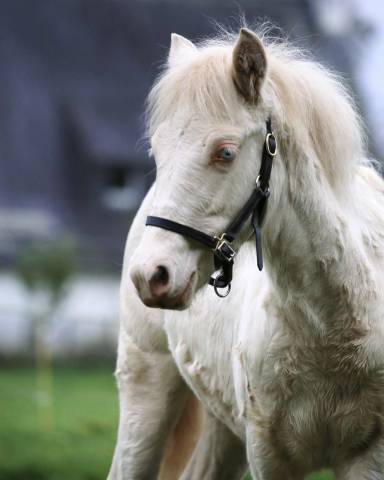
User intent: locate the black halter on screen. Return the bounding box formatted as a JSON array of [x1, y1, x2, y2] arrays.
[[146, 118, 277, 297]]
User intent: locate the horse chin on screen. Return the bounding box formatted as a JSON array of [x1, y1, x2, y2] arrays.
[[141, 271, 197, 311]]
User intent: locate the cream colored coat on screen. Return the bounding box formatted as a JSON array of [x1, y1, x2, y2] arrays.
[[108, 29, 384, 480]]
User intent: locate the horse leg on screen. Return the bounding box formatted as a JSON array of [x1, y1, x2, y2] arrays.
[[180, 412, 248, 480], [108, 326, 202, 480], [158, 393, 204, 479], [247, 456, 296, 480], [334, 441, 384, 480], [247, 458, 298, 480], [245, 425, 299, 480]]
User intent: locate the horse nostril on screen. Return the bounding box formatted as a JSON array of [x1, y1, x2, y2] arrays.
[[149, 265, 170, 296], [155, 265, 169, 285]]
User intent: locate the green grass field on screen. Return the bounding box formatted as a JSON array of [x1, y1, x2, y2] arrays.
[[0, 367, 334, 480], [0, 367, 118, 480]]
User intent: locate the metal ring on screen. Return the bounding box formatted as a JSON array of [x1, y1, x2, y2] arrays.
[[255, 175, 270, 196], [213, 276, 231, 298], [265, 133, 277, 156]]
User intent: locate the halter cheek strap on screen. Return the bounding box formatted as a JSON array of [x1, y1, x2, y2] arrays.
[[145, 118, 277, 297]]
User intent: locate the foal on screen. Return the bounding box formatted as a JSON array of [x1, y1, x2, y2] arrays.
[[109, 28, 384, 479]]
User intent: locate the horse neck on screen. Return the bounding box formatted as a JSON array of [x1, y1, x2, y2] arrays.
[[263, 142, 376, 336]]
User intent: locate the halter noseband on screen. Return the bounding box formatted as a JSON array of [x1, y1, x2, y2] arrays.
[[146, 118, 277, 297]]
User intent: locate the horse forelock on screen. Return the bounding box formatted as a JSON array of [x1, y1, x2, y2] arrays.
[[146, 45, 239, 140]]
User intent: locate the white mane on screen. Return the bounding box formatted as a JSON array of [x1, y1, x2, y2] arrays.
[[146, 43, 238, 136], [147, 29, 366, 178], [146, 27, 384, 254]]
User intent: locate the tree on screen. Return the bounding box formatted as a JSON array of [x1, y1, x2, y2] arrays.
[[16, 237, 76, 431]]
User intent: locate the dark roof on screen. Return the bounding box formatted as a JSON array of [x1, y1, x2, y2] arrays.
[[0, 0, 358, 268]]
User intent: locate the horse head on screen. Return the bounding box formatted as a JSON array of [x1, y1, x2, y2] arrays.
[[130, 29, 276, 309]]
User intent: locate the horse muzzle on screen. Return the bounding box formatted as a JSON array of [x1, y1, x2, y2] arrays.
[[130, 261, 197, 310]]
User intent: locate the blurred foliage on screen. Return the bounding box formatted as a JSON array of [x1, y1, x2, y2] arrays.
[[306, 471, 335, 480], [14, 238, 78, 432], [0, 367, 117, 480], [15, 238, 76, 301]]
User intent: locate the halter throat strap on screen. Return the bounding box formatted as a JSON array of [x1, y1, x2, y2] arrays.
[[145, 117, 277, 297]]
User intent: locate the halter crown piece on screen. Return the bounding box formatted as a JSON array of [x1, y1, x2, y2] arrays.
[[146, 118, 277, 297]]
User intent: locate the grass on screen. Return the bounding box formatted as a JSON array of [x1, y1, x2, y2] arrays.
[[0, 367, 118, 480], [0, 367, 334, 480]]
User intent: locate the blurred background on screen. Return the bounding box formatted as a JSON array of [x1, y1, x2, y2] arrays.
[[0, 0, 383, 479]]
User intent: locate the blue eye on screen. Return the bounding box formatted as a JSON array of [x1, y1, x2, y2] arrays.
[[214, 145, 238, 162]]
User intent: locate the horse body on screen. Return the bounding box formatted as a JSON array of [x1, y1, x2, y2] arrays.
[[164, 174, 384, 477], [109, 28, 384, 480]]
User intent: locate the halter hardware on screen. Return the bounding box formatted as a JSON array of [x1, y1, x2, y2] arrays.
[[213, 275, 231, 298], [255, 175, 270, 196], [213, 233, 236, 263], [145, 117, 277, 297], [265, 132, 277, 157]]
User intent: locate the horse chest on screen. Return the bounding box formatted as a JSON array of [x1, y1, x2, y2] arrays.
[[272, 388, 381, 469], [166, 312, 245, 438], [250, 341, 384, 468]]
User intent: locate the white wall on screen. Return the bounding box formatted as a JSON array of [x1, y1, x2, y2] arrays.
[[0, 272, 120, 356]]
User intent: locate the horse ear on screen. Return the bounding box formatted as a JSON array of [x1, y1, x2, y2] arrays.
[[168, 33, 197, 67], [232, 28, 267, 103]]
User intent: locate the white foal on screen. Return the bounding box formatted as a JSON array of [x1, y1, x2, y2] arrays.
[[108, 28, 384, 480]]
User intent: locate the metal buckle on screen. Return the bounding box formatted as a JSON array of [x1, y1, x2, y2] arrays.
[[213, 233, 236, 263], [265, 133, 277, 157]]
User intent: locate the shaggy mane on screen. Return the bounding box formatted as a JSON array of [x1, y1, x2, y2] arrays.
[[146, 27, 369, 189]]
